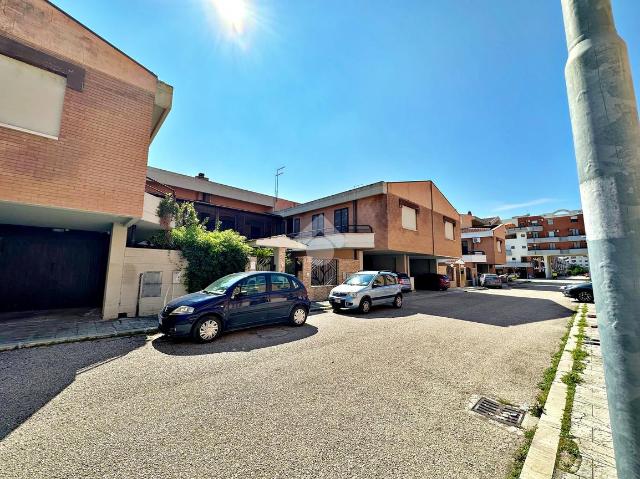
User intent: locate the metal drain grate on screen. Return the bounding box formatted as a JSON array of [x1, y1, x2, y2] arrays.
[[584, 337, 601, 346], [472, 397, 525, 426]]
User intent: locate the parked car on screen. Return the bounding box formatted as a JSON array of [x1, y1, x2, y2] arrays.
[[507, 273, 519, 282], [480, 274, 502, 288], [414, 273, 450, 291], [328, 271, 403, 313], [395, 272, 412, 292], [562, 282, 594, 303], [158, 271, 311, 342]]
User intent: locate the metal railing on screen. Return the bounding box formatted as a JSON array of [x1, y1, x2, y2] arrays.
[[287, 224, 373, 239]]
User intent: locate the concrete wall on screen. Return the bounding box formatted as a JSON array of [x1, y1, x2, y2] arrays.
[[0, 1, 157, 218], [118, 247, 187, 317]]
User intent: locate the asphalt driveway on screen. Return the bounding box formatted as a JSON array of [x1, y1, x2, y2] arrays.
[[0, 285, 574, 479]]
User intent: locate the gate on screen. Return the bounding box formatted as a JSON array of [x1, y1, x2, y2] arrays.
[[0, 225, 109, 312], [311, 258, 338, 286], [256, 256, 275, 271]]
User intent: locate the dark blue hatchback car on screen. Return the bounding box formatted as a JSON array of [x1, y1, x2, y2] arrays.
[[159, 271, 311, 342]]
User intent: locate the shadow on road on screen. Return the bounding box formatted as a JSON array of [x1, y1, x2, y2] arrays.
[[0, 335, 145, 441], [336, 291, 574, 327], [151, 323, 318, 356]]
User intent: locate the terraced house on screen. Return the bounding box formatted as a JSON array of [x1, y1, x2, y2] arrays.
[[0, 0, 172, 318]]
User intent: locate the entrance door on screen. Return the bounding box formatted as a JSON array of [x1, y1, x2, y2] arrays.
[[0, 225, 109, 312]]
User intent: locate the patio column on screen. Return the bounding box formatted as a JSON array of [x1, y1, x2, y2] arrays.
[[543, 255, 552, 279], [274, 247, 286, 273], [102, 222, 127, 319]]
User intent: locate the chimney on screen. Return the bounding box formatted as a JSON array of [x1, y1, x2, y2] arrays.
[[195, 173, 208, 180]]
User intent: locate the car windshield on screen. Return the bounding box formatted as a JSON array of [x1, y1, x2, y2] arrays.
[[204, 273, 247, 294], [344, 273, 375, 286], [485, 275, 498, 279]]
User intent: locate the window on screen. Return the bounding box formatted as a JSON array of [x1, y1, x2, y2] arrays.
[[236, 275, 267, 296], [311, 258, 337, 286], [522, 245, 527, 249], [548, 231, 555, 237], [250, 225, 262, 239], [0, 54, 66, 139], [219, 215, 235, 231], [569, 228, 580, 236], [520, 234, 526, 238], [312, 213, 325, 235], [444, 220, 455, 240], [292, 218, 301, 234], [497, 240, 502, 252], [373, 275, 385, 288], [532, 232, 539, 238], [548, 219, 554, 225], [571, 216, 578, 223], [531, 220, 539, 225], [271, 274, 293, 291], [383, 274, 397, 286], [401, 206, 417, 231], [334, 208, 349, 233], [573, 242, 582, 248]]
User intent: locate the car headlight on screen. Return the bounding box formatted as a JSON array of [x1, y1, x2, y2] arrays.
[[170, 305, 195, 315]]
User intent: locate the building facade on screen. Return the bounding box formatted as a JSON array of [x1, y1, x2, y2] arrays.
[[0, 0, 172, 317], [503, 210, 587, 278], [459, 214, 507, 283]]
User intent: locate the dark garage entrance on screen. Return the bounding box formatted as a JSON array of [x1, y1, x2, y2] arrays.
[[0, 225, 109, 313]]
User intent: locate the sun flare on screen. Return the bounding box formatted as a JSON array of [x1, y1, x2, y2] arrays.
[[213, 0, 248, 34]]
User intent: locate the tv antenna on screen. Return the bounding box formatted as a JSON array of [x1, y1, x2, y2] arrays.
[[274, 166, 285, 207]]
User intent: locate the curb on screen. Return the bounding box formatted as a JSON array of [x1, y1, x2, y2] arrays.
[[0, 327, 158, 352], [520, 308, 583, 479]]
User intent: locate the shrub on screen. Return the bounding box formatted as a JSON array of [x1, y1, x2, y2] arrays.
[[172, 225, 252, 292]]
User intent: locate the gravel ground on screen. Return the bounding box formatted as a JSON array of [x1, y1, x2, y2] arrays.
[[0, 285, 575, 479]]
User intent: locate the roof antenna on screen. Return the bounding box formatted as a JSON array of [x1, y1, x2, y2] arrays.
[[274, 166, 285, 208]]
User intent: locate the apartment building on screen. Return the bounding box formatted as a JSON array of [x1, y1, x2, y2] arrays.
[[271, 181, 464, 287], [0, 0, 172, 317], [504, 210, 587, 278], [459, 213, 507, 283]]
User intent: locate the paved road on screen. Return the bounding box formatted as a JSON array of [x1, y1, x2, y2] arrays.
[[0, 286, 575, 479]]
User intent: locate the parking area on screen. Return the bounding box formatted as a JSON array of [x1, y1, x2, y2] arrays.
[[0, 284, 575, 479]]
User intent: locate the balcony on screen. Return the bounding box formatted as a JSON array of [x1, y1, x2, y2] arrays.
[[506, 226, 543, 234], [462, 252, 487, 263], [287, 225, 375, 251], [528, 248, 588, 256], [527, 234, 586, 244]]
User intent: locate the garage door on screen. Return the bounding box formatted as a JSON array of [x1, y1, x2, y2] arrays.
[[0, 225, 109, 312]]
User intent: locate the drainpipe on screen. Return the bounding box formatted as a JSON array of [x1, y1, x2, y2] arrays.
[[561, 1, 640, 476]]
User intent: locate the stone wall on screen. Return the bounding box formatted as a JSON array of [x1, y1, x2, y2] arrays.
[[298, 256, 360, 301]]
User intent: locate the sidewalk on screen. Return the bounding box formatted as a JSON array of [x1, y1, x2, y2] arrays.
[[0, 302, 332, 352], [557, 304, 617, 478], [0, 308, 158, 352]]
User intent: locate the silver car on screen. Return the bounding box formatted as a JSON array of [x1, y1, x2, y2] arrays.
[[328, 271, 403, 313]]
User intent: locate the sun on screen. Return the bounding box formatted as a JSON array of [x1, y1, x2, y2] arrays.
[[213, 0, 248, 34]]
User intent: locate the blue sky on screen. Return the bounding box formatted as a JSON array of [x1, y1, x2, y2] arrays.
[[53, 0, 640, 218]]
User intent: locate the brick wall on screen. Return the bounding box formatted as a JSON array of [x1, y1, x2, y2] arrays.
[[0, 4, 157, 218], [298, 256, 360, 301]]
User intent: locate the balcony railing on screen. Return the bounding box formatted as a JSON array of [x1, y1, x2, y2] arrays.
[[527, 235, 586, 244], [506, 226, 543, 233], [287, 224, 373, 240]]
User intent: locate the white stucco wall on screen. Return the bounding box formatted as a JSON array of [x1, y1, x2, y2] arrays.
[[119, 247, 188, 317]]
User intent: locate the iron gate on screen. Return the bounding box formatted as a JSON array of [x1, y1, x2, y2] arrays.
[[311, 258, 338, 286]]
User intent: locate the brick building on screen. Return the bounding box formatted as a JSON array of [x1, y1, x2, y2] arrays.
[[459, 214, 507, 283], [503, 210, 587, 278], [0, 0, 172, 316]]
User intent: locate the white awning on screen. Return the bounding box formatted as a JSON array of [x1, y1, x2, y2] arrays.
[[250, 235, 308, 250]]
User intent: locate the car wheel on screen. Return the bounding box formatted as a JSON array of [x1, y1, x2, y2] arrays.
[[393, 294, 403, 308], [290, 306, 308, 326], [332, 306, 341, 313], [192, 316, 221, 343], [359, 297, 372, 314], [578, 291, 594, 303]]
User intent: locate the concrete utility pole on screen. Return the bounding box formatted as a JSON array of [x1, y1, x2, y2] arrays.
[[561, 1, 640, 477]]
